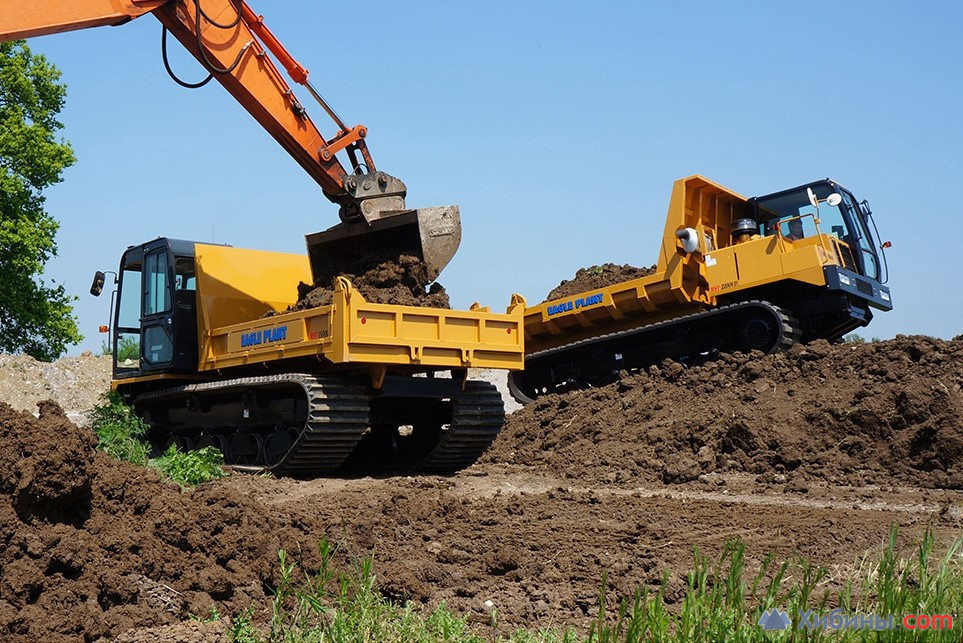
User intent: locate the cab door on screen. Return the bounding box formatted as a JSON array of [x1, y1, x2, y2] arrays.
[[140, 241, 175, 370]]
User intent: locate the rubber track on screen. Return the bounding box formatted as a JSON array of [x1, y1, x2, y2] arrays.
[[514, 300, 801, 403], [529, 300, 798, 363], [420, 380, 505, 474], [134, 374, 369, 476]]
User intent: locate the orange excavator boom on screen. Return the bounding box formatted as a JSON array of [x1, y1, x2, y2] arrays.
[[0, 1, 165, 39], [1, 0, 379, 216], [0, 0, 462, 282]]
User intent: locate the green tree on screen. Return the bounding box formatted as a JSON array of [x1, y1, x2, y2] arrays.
[[0, 40, 79, 361]]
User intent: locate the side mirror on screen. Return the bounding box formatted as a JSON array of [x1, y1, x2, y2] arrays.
[[859, 199, 872, 216], [90, 271, 106, 297], [807, 187, 819, 209]]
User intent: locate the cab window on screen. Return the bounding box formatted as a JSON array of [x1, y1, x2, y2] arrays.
[[144, 251, 171, 316]]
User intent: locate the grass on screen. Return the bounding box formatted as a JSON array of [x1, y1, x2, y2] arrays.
[[86, 390, 150, 466], [581, 528, 962, 642], [87, 390, 226, 487], [220, 528, 962, 643], [152, 443, 228, 487], [84, 396, 961, 641], [227, 539, 486, 643]]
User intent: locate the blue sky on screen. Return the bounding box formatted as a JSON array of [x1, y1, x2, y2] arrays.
[[22, 0, 963, 354]]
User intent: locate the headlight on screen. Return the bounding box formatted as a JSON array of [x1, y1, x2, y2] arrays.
[[839, 274, 852, 286]]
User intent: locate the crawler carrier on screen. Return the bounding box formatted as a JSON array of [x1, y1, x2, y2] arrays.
[[99, 240, 523, 474], [510, 176, 892, 403], [2, 1, 524, 474]]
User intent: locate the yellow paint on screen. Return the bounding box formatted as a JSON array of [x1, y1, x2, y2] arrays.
[[195, 243, 311, 327], [200, 276, 526, 372], [524, 175, 845, 354], [110, 371, 212, 391]]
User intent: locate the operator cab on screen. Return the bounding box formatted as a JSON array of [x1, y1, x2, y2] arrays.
[[91, 238, 200, 378], [746, 179, 885, 283], [736, 180, 892, 341]]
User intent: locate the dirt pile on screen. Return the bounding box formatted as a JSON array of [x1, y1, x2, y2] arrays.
[[0, 401, 328, 643], [544, 263, 656, 302], [0, 333, 960, 639], [485, 335, 963, 490], [0, 353, 111, 423], [289, 254, 450, 311]]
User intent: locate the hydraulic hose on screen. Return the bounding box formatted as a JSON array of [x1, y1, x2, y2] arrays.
[[193, 0, 251, 76], [161, 27, 212, 89], [195, 0, 242, 29]]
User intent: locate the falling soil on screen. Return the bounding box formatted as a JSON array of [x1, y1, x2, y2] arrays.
[[2, 335, 962, 640], [544, 263, 656, 302], [485, 335, 963, 490], [287, 254, 450, 312]]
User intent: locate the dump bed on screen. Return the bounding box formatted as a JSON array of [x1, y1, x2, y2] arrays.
[[198, 276, 524, 373], [524, 176, 744, 353], [522, 270, 705, 353]]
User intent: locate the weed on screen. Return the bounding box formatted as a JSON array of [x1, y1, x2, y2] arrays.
[[100, 335, 140, 361], [88, 391, 227, 487], [229, 608, 260, 643], [152, 444, 228, 487], [584, 526, 961, 642], [190, 606, 222, 623], [224, 528, 962, 643], [86, 390, 150, 466]]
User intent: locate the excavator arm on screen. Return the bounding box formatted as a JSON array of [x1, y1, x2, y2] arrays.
[[0, 1, 164, 38], [1, 0, 396, 221], [0, 0, 461, 281]]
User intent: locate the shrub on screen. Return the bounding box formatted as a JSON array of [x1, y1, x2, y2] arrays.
[[88, 391, 227, 487], [86, 390, 150, 466], [153, 444, 228, 487]]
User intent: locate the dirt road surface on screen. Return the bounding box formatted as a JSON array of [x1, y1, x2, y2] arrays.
[[1, 335, 961, 641]]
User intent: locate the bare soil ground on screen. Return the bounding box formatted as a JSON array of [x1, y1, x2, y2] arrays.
[[1, 335, 961, 641]]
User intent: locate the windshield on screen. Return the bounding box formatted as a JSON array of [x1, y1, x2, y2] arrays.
[[838, 189, 879, 280], [753, 183, 878, 278], [754, 184, 838, 238]]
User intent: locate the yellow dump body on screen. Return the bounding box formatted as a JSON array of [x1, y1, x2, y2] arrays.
[[193, 244, 524, 374], [524, 175, 849, 353]]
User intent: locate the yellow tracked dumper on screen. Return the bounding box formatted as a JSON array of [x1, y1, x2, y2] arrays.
[[509, 175, 892, 403], [93, 240, 524, 476], [5, 1, 527, 476]]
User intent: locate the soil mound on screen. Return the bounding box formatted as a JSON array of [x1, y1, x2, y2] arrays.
[[544, 263, 656, 302], [0, 353, 111, 423], [0, 402, 96, 527], [0, 401, 327, 642], [485, 335, 963, 490], [288, 254, 450, 312]]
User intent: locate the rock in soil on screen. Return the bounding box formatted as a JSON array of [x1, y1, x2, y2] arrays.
[[0, 352, 111, 425]]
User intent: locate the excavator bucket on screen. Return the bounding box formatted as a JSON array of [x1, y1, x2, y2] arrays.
[[304, 206, 461, 286]]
